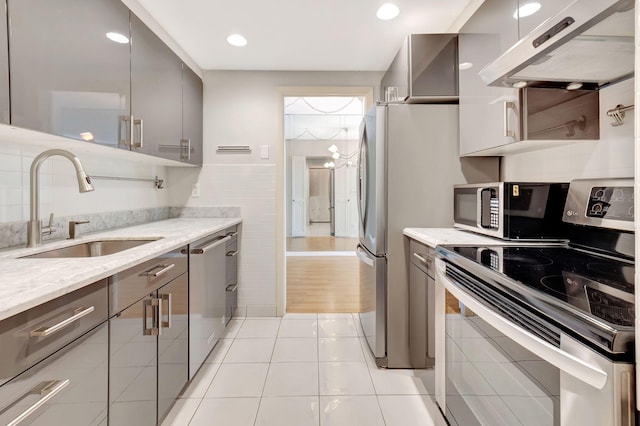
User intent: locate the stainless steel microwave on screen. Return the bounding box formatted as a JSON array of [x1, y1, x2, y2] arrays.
[[453, 182, 570, 240]]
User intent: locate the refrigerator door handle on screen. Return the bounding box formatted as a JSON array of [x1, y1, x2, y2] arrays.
[[356, 245, 375, 267], [357, 124, 368, 233]]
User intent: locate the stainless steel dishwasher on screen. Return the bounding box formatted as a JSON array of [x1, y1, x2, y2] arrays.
[[188, 231, 230, 379]]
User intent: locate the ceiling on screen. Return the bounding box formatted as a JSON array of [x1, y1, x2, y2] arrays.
[[135, 0, 474, 71]]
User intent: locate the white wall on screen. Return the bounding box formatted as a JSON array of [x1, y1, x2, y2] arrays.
[[501, 79, 635, 181], [167, 70, 383, 317], [0, 139, 169, 224]]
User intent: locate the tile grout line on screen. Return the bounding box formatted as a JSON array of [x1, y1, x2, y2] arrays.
[[252, 317, 282, 426]]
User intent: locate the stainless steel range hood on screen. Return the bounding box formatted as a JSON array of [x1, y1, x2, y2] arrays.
[[480, 0, 635, 90]]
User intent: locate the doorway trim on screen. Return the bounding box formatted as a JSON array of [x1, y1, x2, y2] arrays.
[[276, 86, 374, 316]]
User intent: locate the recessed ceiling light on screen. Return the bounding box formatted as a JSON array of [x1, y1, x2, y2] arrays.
[[106, 32, 129, 44], [227, 34, 248, 47], [513, 2, 541, 19], [459, 62, 473, 70], [377, 3, 400, 20]]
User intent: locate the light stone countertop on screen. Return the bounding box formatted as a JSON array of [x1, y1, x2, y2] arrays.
[[0, 217, 241, 322], [403, 227, 508, 248]]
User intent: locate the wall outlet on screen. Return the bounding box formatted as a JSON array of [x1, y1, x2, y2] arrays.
[[191, 182, 200, 198]]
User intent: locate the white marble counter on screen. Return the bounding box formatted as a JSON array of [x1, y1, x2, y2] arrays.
[[0, 217, 241, 321], [403, 227, 507, 248]]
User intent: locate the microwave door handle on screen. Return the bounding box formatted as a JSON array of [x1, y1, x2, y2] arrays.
[[476, 188, 484, 228], [438, 267, 608, 390]]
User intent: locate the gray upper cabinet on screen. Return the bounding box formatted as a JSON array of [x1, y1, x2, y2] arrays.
[[182, 64, 204, 166], [8, 0, 131, 147], [130, 13, 183, 160], [0, 1, 8, 124], [459, 0, 520, 156]]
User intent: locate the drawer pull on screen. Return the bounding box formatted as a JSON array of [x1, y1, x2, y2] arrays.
[[141, 263, 175, 277], [226, 250, 238, 257], [412, 252, 433, 267], [30, 306, 95, 337], [226, 231, 238, 237], [191, 235, 231, 254], [226, 284, 238, 292], [7, 379, 70, 426], [160, 293, 172, 329]]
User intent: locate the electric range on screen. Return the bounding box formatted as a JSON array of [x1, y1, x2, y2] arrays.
[[435, 177, 636, 426]]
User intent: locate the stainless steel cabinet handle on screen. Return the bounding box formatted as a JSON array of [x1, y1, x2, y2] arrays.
[[503, 101, 516, 138], [180, 138, 191, 161], [226, 284, 238, 292], [133, 118, 143, 148], [160, 293, 172, 328], [412, 252, 433, 267], [226, 250, 238, 257], [191, 235, 231, 255], [143, 298, 161, 336], [119, 115, 132, 148], [7, 379, 70, 426], [30, 306, 95, 337], [141, 263, 175, 277], [225, 231, 238, 237]]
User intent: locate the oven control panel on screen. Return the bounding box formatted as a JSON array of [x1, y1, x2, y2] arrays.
[[563, 178, 634, 231], [586, 186, 634, 222]]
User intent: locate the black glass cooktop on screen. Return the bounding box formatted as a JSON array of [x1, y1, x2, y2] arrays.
[[447, 245, 635, 328]]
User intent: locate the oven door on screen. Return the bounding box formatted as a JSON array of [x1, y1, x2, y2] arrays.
[[435, 259, 633, 426]]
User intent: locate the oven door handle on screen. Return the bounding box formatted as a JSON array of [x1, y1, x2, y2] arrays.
[[437, 264, 608, 390]]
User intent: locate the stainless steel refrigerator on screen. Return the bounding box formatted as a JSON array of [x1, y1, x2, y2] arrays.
[[356, 103, 497, 368]]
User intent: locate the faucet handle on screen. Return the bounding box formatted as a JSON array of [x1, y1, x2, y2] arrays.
[[68, 220, 90, 239], [42, 213, 56, 236]]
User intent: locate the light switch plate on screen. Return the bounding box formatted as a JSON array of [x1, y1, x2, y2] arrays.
[[260, 145, 269, 159], [191, 183, 200, 198]]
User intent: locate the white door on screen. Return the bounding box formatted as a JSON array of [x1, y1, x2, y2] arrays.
[[291, 155, 307, 237]]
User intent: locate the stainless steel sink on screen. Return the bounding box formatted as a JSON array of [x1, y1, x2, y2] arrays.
[[21, 239, 160, 258]]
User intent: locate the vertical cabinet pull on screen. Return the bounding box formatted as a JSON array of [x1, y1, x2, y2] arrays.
[[119, 115, 132, 148], [29, 306, 95, 338], [133, 118, 144, 148], [160, 293, 172, 329], [180, 138, 191, 161], [6, 379, 70, 426], [143, 298, 161, 336], [503, 101, 516, 138]]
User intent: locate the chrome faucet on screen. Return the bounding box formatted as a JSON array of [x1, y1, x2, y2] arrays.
[[27, 149, 94, 247]]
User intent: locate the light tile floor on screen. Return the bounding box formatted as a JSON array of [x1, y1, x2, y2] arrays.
[[161, 314, 446, 426]]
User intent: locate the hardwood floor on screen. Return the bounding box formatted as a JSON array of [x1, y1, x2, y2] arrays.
[[286, 236, 359, 252], [286, 255, 363, 313]]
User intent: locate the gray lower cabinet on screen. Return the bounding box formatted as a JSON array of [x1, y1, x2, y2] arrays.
[[108, 247, 188, 425], [0, 280, 109, 425], [8, 0, 131, 147], [408, 239, 435, 369]]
